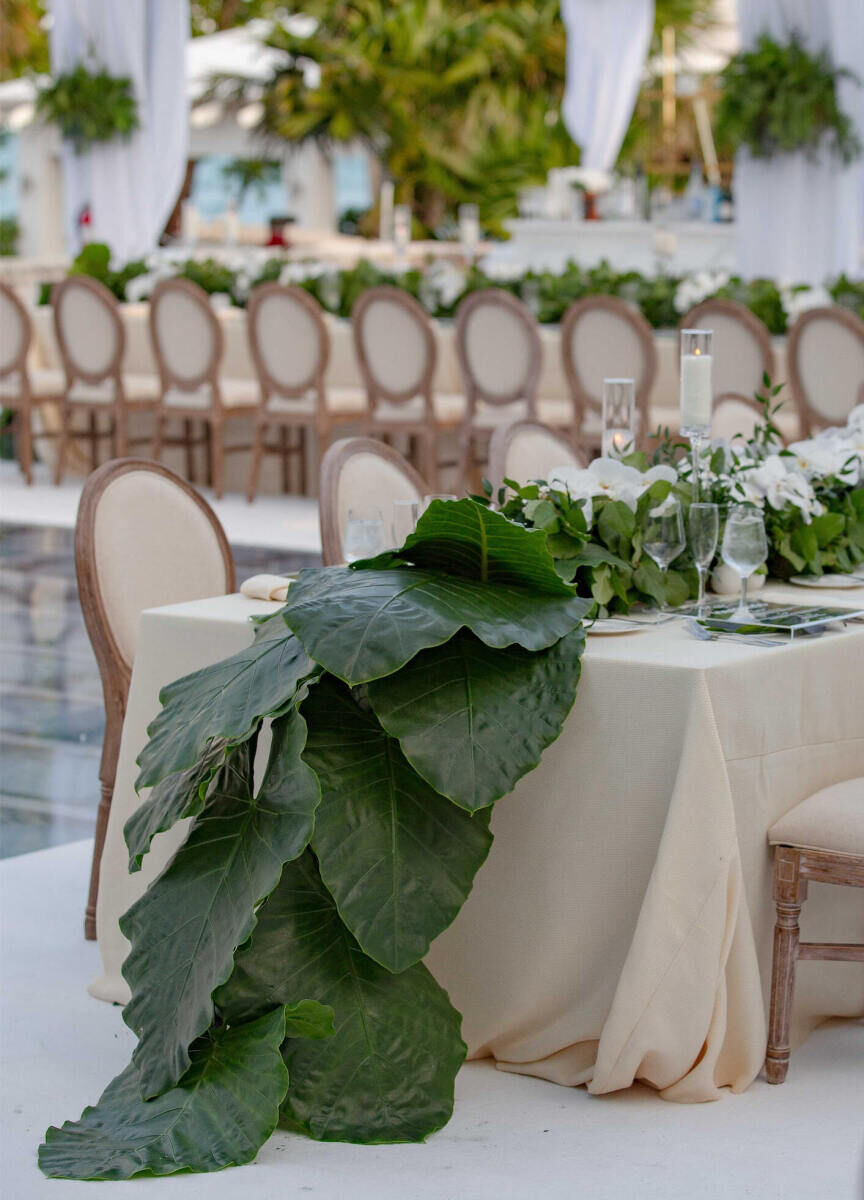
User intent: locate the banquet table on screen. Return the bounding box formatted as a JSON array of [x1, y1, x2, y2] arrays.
[[91, 583, 864, 1103]]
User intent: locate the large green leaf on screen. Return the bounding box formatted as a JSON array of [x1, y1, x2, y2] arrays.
[[300, 676, 492, 971], [368, 626, 585, 812], [217, 852, 467, 1144], [285, 565, 589, 684], [122, 715, 320, 1100], [39, 1007, 297, 1180], [360, 497, 578, 593], [124, 739, 226, 872], [136, 619, 316, 789]]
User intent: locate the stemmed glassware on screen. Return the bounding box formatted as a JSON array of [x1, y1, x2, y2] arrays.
[[642, 496, 686, 609], [342, 509, 387, 563], [721, 505, 768, 620], [392, 500, 419, 546], [688, 502, 719, 615]]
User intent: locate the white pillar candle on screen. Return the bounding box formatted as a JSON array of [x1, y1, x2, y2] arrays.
[[680, 353, 712, 431]]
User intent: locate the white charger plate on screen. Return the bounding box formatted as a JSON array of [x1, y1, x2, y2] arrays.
[[789, 574, 864, 590], [587, 619, 649, 635]]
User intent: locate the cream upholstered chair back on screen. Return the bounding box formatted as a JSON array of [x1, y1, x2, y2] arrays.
[[787, 307, 864, 433], [319, 437, 427, 565], [247, 283, 330, 403], [352, 287, 436, 405], [53, 276, 124, 389], [711, 395, 778, 444], [488, 420, 586, 493], [0, 282, 30, 374], [560, 296, 657, 437], [678, 299, 775, 407], [149, 278, 224, 406], [75, 458, 235, 675], [455, 289, 541, 409]]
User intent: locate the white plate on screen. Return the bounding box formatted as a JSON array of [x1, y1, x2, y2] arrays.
[[789, 574, 864, 590], [587, 619, 649, 635]]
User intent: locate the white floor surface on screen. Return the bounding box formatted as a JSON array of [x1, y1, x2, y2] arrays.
[[1, 840, 862, 1200], [0, 462, 322, 554]]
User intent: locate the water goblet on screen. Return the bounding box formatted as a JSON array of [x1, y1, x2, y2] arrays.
[[423, 493, 458, 510], [392, 499, 419, 547], [688, 502, 719, 615], [721, 505, 768, 620], [643, 496, 686, 609], [342, 509, 386, 563]]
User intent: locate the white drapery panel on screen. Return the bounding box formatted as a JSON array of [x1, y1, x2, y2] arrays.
[[560, 0, 655, 171], [735, 0, 864, 284], [50, 0, 188, 262]]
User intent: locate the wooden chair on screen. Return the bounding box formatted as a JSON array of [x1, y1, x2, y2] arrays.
[[787, 306, 864, 436], [765, 777, 864, 1083], [149, 278, 257, 499], [246, 283, 356, 501], [560, 296, 657, 454], [75, 458, 235, 939], [487, 420, 586, 496], [455, 289, 542, 489], [352, 286, 440, 486], [319, 436, 428, 566], [52, 276, 160, 484], [0, 281, 64, 483]]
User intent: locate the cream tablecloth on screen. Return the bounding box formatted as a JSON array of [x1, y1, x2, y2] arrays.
[[92, 584, 864, 1102]]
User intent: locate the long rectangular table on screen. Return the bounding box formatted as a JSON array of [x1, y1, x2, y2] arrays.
[[91, 585, 864, 1102]]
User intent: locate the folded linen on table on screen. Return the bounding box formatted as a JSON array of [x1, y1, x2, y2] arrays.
[[239, 574, 293, 603]]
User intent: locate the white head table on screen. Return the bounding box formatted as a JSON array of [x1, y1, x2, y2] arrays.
[[91, 583, 864, 1103]]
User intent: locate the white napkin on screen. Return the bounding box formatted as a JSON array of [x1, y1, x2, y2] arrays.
[[240, 574, 294, 603]]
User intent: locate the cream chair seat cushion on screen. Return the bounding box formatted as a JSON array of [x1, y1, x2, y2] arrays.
[[163, 379, 259, 410], [0, 367, 65, 401], [768, 778, 864, 857]]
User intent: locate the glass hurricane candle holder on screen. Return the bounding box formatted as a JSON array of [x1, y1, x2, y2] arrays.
[[680, 328, 713, 499], [602, 378, 636, 459]]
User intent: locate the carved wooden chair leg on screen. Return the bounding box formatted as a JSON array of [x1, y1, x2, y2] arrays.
[[766, 846, 804, 1083], [211, 421, 225, 500], [246, 421, 265, 503], [84, 778, 114, 940], [183, 419, 196, 482], [54, 406, 70, 485], [152, 411, 164, 463], [17, 406, 34, 485]]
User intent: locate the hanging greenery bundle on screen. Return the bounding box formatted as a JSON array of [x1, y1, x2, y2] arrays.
[[37, 63, 140, 153], [39, 500, 590, 1181], [715, 34, 861, 165]]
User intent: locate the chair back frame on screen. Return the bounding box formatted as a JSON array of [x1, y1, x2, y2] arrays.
[[149, 277, 225, 414], [247, 282, 331, 408], [560, 295, 657, 443], [786, 305, 864, 436], [75, 457, 235, 938], [319, 436, 428, 566], [677, 297, 775, 404], [455, 289, 542, 412], [487, 419, 586, 495], [52, 275, 126, 396], [352, 286, 437, 415], [0, 281, 33, 400]]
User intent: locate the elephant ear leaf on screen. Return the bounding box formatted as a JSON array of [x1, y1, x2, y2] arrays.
[[39, 1007, 291, 1181], [300, 676, 493, 971], [136, 623, 316, 789], [368, 626, 586, 812], [122, 711, 320, 1100], [217, 851, 467, 1145]]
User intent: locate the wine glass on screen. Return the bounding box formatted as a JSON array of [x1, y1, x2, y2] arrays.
[[423, 493, 458, 509], [342, 509, 386, 564], [688, 502, 719, 615], [721, 505, 768, 620], [643, 496, 686, 609], [392, 500, 419, 547]]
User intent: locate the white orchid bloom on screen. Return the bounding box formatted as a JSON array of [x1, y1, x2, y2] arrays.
[[787, 438, 860, 485], [549, 458, 676, 515], [740, 455, 821, 522]]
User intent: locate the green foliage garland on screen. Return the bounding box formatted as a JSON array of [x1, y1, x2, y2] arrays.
[[37, 64, 140, 153], [715, 34, 861, 164], [40, 500, 590, 1181]]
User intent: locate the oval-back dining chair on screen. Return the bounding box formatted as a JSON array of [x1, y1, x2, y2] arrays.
[[352, 286, 439, 486], [560, 295, 657, 452], [319, 436, 428, 566], [677, 298, 780, 441], [455, 288, 542, 488], [0, 281, 64, 483], [246, 283, 340, 500], [787, 306, 864, 436], [52, 276, 158, 483], [75, 457, 235, 939], [487, 420, 586, 496]]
